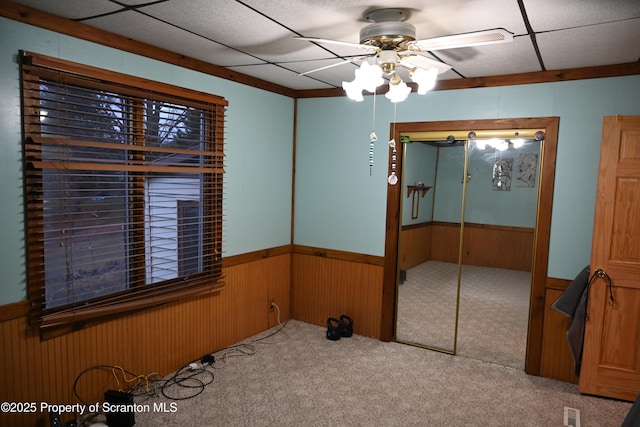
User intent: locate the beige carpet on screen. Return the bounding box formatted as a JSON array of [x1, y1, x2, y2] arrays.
[[396, 261, 531, 369], [129, 320, 631, 426]]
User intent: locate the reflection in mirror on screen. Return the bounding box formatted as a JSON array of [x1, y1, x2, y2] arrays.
[[456, 139, 540, 369], [395, 139, 464, 352], [395, 133, 542, 368]]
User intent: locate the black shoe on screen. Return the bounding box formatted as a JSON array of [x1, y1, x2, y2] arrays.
[[338, 315, 353, 338], [326, 317, 341, 340]]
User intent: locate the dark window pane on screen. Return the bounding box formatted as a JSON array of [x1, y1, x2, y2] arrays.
[[178, 200, 202, 277], [43, 169, 129, 308], [40, 81, 129, 144]]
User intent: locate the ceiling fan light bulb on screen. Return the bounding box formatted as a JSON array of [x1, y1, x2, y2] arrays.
[[489, 139, 509, 151], [385, 78, 411, 103], [511, 138, 525, 148], [411, 67, 438, 94], [342, 79, 364, 102], [356, 62, 384, 93]]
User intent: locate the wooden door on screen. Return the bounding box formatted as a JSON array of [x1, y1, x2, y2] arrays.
[[579, 116, 640, 401]]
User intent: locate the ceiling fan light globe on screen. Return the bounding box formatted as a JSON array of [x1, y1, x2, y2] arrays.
[[475, 140, 487, 150], [411, 67, 438, 94], [355, 62, 384, 93], [385, 78, 411, 103], [511, 138, 525, 148], [342, 79, 364, 102]]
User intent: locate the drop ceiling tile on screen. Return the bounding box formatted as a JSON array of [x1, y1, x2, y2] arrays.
[[240, 0, 381, 41], [83, 10, 265, 66], [139, 0, 336, 62], [228, 64, 335, 90], [436, 35, 542, 77], [245, 0, 528, 40], [537, 19, 640, 69], [116, 0, 163, 4], [11, 0, 121, 20], [401, 0, 528, 38], [524, 0, 640, 32]]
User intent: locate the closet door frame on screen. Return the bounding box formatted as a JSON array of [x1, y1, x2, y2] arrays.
[[381, 117, 559, 376]]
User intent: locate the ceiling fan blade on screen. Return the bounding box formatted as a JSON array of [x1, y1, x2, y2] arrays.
[[295, 36, 379, 52], [407, 28, 514, 52], [399, 54, 452, 75], [297, 57, 369, 76]]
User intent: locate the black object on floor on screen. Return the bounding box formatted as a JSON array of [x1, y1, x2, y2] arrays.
[[339, 315, 353, 337], [104, 389, 135, 427], [399, 269, 407, 284], [326, 317, 341, 340], [622, 393, 640, 427]]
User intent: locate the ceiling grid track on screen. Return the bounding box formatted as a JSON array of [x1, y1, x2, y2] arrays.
[[517, 0, 546, 71]]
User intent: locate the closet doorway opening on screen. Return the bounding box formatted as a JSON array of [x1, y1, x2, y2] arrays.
[[381, 117, 559, 375]]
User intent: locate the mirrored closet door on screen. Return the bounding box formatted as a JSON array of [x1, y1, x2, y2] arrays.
[[395, 138, 465, 353], [395, 130, 543, 369]]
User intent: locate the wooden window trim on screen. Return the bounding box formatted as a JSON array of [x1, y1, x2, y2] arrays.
[[20, 51, 227, 338]]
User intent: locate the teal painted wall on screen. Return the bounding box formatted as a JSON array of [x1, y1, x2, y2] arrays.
[[293, 96, 389, 255], [0, 18, 294, 304], [2, 17, 640, 306], [295, 75, 640, 279], [402, 142, 437, 225], [462, 141, 541, 227], [424, 142, 540, 228], [431, 145, 465, 224]]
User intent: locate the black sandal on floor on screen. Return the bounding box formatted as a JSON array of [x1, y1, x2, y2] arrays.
[[326, 317, 341, 341], [338, 315, 353, 338]]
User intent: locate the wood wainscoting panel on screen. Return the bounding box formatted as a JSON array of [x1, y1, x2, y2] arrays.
[[0, 253, 290, 427], [291, 253, 384, 339], [430, 222, 462, 264], [539, 282, 579, 384], [428, 222, 534, 271], [462, 224, 534, 271], [399, 223, 432, 270]]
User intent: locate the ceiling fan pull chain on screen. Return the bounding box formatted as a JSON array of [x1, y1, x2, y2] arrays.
[[388, 103, 399, 185], [369, 91, 378, 176], [369, 134, 375, 176]]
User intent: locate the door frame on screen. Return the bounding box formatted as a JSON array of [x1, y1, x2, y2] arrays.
[[380, 117, 559, 376]]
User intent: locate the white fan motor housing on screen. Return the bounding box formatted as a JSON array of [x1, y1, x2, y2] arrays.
[[360, 22, 416, 46], [360, 9, 416, 48]]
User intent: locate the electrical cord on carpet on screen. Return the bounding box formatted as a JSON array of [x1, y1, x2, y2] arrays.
[[252, 302, 291, 344], [157, 358, 215, 401], [71, 364, 164, 426], [69, 302, 291, 425], [162, 303, 290, 392], [72, 365, 163, 405], [211, 302, 291, 369]]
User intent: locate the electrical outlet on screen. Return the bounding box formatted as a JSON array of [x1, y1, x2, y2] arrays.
[[269, 299, 275, 311]]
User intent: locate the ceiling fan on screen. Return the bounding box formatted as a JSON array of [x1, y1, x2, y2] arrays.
[[296, 8, 513, 102]]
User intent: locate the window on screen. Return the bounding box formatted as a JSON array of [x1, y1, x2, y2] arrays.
[[177, 200, 202, 277], [20, 52, 226, 336]]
